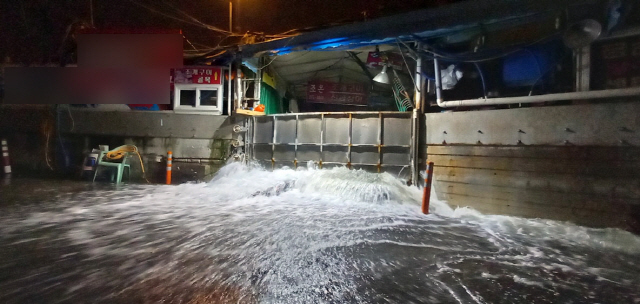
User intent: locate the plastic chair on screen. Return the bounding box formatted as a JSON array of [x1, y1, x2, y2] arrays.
[[92, 150, 131, 184]]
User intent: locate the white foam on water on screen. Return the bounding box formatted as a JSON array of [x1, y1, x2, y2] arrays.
[[0, 163, 639, 303]]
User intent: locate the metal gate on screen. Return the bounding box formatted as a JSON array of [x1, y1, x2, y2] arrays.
[[247, 112, 413, 178]]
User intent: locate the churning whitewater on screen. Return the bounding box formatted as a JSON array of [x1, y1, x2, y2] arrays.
[[1, 163, 640, 303]]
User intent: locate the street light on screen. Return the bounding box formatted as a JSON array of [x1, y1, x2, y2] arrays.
[[229, 1, 233, 32]]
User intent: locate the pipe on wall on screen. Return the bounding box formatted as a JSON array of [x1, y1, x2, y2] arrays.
[[172, 157, 224, 164], [437, 86, 640, 107]]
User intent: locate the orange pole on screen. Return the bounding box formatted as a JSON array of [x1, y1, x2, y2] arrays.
[[166, 151, 172, 185], [421, 162, 434, 214]]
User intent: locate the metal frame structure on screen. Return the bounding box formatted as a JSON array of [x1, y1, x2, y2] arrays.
[[248, 112, 413, 179]]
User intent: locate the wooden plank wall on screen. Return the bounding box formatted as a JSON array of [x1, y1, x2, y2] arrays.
[[426, 145, 640, 231]]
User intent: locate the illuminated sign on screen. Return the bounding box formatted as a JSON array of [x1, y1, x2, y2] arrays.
[[172, 67, 223, 85]]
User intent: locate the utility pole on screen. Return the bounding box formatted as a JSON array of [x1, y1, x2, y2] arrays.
[[90, 0, 94, 27], [229, 0, 233, 32]]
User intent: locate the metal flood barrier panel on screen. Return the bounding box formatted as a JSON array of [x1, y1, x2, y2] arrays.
[[248, 112, 413, 179]]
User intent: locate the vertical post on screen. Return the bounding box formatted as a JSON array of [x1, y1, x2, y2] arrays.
[[166, 151, 172, 185], [377, 112, 382, 173], [293, 115, 298, 169], [414, 44, 423, 111], [236, 59, 243, 110], [319, 113, 324, 169], [271, 116, 277, 170], [2, 139, 11, 176], [227, 63, 232, 115], [347, 113, 353, 169], [410, 109, 418, 185], [434, 58, 442, 104], [248, 116, 255, 160], [575, 46, 590, 92], [255, 57, 262, 106], [422, 161, 434, 214], [229, 0, 233, 32], [411, 47, 423, 185], [90, 0, 94, 27]]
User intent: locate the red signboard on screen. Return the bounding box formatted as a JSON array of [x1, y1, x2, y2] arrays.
[[307, 81, 367, 105], [366, 52, 404, 71], [172, 67, 223, 85]]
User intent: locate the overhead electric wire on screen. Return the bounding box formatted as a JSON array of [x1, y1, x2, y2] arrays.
[[183, 34, 198, 50], [157, 0, 236, 35], [256, 37, 300, 70], [127, 0, 236, 36], [307, 55, 349, 80], [396, 39, 419, 93], [411, 32, 561, 63]]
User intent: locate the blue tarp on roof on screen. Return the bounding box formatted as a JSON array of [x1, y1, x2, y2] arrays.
[[234, 0, 595, 58]]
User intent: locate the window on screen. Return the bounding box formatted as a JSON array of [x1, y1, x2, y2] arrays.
[[199, 89, 218, 106], [173, 85, 223, 113], [179, 89, 196, 106]]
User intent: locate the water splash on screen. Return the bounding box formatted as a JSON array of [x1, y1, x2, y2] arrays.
[[0, 164, 639, 303]]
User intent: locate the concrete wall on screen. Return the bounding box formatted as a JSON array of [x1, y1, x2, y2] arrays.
[[0, 106, 241, 182], [58, 108, 236, 139], [425, 102, 640, 231], [54, 110, 242, 182]]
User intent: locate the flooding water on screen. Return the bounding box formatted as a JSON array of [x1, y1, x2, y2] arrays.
[[1, 163, 640, 303]]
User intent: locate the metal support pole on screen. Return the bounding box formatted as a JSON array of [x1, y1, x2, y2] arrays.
[[227, 63, 232, 115], [236, 59, 243, 110], [422, 162, 434, 214], [377, 112, 382, 173], [347, 113, 352, 169], [229, 1, 233, 32], [319, 113, 324, 168], [414, 44, 422, 111], [434, 57, 442, 105], [575, 46, 590, 92], [249, 117, 255, 160], [410, 109, 418, 185], [411, 46, 423, 185], [255, 57, 262, 105], [294, 115, 298, 169], [271, 116, 277, 170], [89, 0, 94, 27]]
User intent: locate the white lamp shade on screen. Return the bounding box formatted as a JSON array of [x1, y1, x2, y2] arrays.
[[373, 65, 390, 84]]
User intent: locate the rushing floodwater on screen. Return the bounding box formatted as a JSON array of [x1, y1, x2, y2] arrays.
[[1, 163, 640, 303]]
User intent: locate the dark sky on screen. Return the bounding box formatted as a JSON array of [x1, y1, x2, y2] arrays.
[[0, 0, 456, 64]]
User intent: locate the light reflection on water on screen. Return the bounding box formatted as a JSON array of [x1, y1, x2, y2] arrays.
[[0, 162, 639, 303]]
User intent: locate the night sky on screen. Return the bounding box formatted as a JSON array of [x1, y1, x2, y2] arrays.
[[0, 0, 457, 64]]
